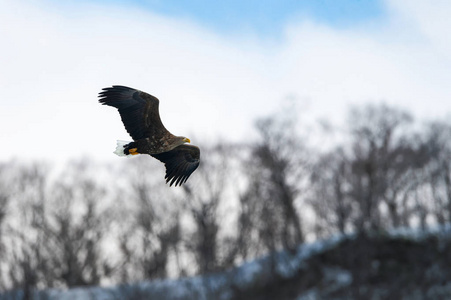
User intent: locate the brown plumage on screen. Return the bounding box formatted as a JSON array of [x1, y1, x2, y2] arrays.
[[99, 85, 200, 186]]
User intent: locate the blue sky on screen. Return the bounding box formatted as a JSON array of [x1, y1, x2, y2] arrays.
[[56, 0, 384, 35], [1, 0, 451, 162]]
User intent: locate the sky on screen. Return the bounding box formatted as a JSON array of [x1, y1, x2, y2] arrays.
[[1, 0, 450, 162]]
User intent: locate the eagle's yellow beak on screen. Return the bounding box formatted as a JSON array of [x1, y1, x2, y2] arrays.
[[184, 138, 191, 143]]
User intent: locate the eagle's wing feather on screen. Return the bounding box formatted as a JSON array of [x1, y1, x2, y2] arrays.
[[151, 144, 200, 186], [98, 85, 169, 140]]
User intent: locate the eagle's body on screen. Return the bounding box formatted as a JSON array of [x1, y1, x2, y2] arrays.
[[127, 136, 187, 155], [99, 85, 200, 186]]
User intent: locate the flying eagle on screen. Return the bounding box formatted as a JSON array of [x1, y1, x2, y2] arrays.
[[99, 85, 200, 186]]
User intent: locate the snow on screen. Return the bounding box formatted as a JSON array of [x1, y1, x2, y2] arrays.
[[296, 290, 319, 300], [389, 223, 451, 241], [274, 234, 345, 278]]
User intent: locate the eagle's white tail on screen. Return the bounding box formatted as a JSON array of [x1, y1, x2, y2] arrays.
[[114, 140, 132, 157]]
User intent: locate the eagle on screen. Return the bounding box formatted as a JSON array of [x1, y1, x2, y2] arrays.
[[99, 85, 200, 186]]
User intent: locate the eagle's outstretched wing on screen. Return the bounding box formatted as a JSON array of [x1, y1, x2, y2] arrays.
[[98, 85, 170, 140], [152, 144, 200, 187]]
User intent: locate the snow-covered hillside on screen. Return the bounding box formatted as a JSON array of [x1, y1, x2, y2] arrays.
[[3, 225, 451, 300]]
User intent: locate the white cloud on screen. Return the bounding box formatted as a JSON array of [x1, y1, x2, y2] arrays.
[[0, 0, 450, 162], [388, 0, 451, 55], [276, 2, 451, 123]]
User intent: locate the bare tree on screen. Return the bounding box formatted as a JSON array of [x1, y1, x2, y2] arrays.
[[2, 160, 113, 291], [182, 143, 238, 274], [345, 104, 423, 230], [114, 156, 182, 281], [309, 104, 433, 236], [44, 181, 109, 286], [238, 111, 307, 256], [0, 162, 10, 288], [309, 148, 354, 237], [422, 121, 451, 225], [1, 162, 52, 296]]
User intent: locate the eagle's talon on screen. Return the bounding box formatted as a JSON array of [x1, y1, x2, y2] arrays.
[[128, 148, 139, 155]]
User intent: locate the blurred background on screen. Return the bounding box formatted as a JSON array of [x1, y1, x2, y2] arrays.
[[1, 0, 451, 299]]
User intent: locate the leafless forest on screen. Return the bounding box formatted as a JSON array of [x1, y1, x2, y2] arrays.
[[1, 103, 451, 294]]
